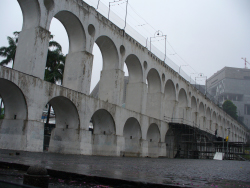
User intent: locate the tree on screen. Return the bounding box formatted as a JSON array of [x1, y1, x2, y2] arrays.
[[0, 32, 65, 84], [1, 32, 66, 124], [222, 100, 238, 120], [44, 35, 65, 84], [0, 31, 19, 67]]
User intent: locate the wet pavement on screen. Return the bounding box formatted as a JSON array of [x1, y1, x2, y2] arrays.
[[0, 149, 249, 187]]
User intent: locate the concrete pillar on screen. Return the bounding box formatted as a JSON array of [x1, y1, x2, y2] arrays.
[[14, 27, 50, 79], [125, 82, 147, 113], [0, 119, 44, 152], [140, 140, 148, 157], [99, 69, 124, 106], [63, 51, 93, 95], [159, 142, 167, 157], [146, 92, 163, 119]]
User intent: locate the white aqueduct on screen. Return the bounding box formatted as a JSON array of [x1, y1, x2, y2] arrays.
[[0, 0, 248, 157]]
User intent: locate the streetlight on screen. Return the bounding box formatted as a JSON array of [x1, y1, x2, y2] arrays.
[[179, 65, 188, 74], [195, 73, 207, 95]]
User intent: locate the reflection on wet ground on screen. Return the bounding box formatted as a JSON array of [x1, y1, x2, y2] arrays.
[[0, 149, 249, 187]]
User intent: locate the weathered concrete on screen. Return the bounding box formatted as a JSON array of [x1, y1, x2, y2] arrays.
[[0, 0, 248, 157]]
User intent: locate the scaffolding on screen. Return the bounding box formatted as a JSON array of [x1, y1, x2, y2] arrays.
[[164, 117, 247, 160]]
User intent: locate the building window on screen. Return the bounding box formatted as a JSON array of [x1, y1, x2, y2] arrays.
[[244, 104, 250, 115]]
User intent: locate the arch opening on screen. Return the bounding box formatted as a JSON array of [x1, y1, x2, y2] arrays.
[[191, 96, 197, 126], [0, 79, 27, 120], [147, 123, 160, 157], [42, 96, 80, 154], [206, 107, 211, 131], [48, 11, 86, 87], [165, 128, 177, 158], [123, 55, 143, 111], [164, 80, 176, 120], [123, 117, 142, 157], [90, 36, 121, 104], [177, 88, 188, 121], [0, 79, 28, 150], [90, 109, 117, 156], [199, 102, 205, 129], [146, 69, 162, 118]]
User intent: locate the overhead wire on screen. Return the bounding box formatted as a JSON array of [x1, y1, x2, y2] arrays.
[[99, 0, 199, 76]]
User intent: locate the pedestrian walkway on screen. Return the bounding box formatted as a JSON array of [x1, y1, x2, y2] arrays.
[[0, 149, 249, 187]]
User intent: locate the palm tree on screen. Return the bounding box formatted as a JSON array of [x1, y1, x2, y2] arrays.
[[1, 32, 66, 125], [44, 35, 65, 84], [44, 35, 66, 127], [0, 31, 19, 67]]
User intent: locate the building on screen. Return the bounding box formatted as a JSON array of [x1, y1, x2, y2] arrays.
[[207, 67, 250, 129]]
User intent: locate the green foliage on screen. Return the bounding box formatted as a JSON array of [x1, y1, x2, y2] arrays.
[[0, 32, 65, 84], [44, 35, 65, 84], [222, 100, 238, 120], [0, 31, 19, 67]]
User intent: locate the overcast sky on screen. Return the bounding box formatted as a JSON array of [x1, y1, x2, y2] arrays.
[[0, 0, 249, 90]]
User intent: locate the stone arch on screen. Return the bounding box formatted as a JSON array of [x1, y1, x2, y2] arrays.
[[48, 96, 80, 129], [206, 107, 211, 131], [164, 80, 176, 119], [146, 69, 162, 119], [178, 88, 188, 107], [123, 117, 142, 157], [177, 88, 188, 121], [147, 123, 160, 157], [91, 109, 116, 135], [95, 36, 119, 70], [124, 55, 144, 112], [165, 128, 177, 158], [17, 0, 40, 30], [52, 10, 90, 94], [191, 96, 197, 126], [124, 54, 143, 83], [93, 36, 122, 104], [91, 109, 117, 156], [0, 79, 27, 120], [212, 111, 217, 132], [46, 96, 80, 154], [53, 10, 86, 53], [198, 102, 205, 129], [0, 79, 28, 150], [147, 68, 161, 93]]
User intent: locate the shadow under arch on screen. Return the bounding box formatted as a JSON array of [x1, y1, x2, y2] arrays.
[[17, 0, 40, 30], [45, 96, 80, 154], [0, 78, 28, 150], [206, 107, 211, 130], [177, 88, 188, 121], [147, 123, 160, 157], [146, 69, 162, 119], [93, 36, 122, 104], [123, 117, 142, 157], [199, 102, 205, 129], [212, 111, 217, 133], [0, 78, 27, 120], [124, 54, 144, 112], [91, 109, 117, 156], [191, 96, 197, 125], [164, 79, 176, 120], [165, 128, 177, 158], [95, 36, 119, 70]]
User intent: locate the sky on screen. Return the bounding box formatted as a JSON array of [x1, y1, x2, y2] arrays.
[[0, 0, 250, 90]]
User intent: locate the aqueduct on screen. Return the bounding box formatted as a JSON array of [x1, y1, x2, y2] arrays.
[[0, 0, 248, 158]]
